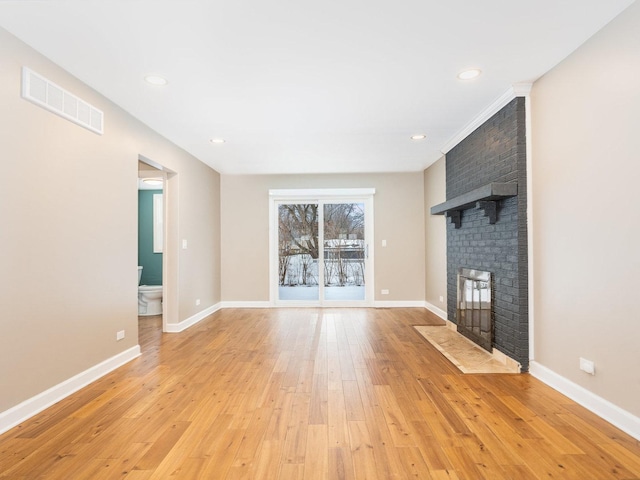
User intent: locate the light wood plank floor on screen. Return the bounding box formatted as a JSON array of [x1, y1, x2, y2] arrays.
[[1, 308, 639, 479]]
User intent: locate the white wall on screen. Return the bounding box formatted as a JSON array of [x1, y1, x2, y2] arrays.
[[424, 157, 447, 316], [221, 173, 425, 304], [0, 27, 221, 420], [530, 2, 640, 421]]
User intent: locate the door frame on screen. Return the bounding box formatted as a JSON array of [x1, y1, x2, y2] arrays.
[[138, 155, 177, 333], [268, 188, 375, 307]]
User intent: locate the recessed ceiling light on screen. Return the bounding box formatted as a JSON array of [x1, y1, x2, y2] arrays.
[[457, 69, 482, 80], [209, 138, 225, 144], [411, 134, 427, 140], [142, 178, 163, 186], [144, 75, 168, 86]]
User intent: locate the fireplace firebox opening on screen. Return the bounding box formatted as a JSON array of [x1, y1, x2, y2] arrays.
[[457, 268, 493, 352]]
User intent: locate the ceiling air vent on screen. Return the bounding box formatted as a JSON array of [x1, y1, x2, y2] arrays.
[[21, 67, 103, 135]]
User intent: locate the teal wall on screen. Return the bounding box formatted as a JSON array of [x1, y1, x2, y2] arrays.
[[138, 190, 163, 285]]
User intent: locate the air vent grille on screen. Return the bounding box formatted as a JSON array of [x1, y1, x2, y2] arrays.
[[21, 67, 104, 135]]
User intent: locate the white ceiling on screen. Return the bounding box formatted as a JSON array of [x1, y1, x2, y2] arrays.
[[0, 0, 634, 174]]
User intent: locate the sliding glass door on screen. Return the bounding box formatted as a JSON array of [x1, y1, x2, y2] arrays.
[[271, 189, 373, 306], [277, 203, 320, 301], [323, 203, 365, 301]]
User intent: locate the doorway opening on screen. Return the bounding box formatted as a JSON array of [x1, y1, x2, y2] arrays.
[[138, 155, 177, 333], [269, 189, 374, 306]]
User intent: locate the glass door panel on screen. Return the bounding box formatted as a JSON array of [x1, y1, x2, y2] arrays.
[[323, 203, 365, 301], [277, 203, 319, 301], [271, 191, 373, 306]]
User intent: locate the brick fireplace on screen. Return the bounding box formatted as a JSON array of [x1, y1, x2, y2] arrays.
[[433, 97, 529, 371]]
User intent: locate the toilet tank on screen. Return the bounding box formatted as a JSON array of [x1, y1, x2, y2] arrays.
[[138, 266, 143, 285]]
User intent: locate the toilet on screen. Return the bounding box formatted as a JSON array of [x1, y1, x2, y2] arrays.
[[138, 266, 163, 316]]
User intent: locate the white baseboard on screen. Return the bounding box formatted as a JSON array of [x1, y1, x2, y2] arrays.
[[529, 361, 640, 441], [220, 301, 428, 309], [424, 301, 448, 321], [374, 300, 426, 308], [0, 345, 141, 436], [165, 302, 222, 333], [220, 301, 272, 309], [218, 301, 439, 309], [222, 301, 432, 309]]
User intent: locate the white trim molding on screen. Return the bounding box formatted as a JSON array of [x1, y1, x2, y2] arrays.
[[524, 92, 536, 367], [530, 361, 640, 441], [219, 301, 430, 310], [424, 301, 448, 321], [269, 189, 376, 308], [220, 301, 272, 309], [165, 303, 222, 333], [0, 345, 141, 436], [440, 83, 533, 154], [374, 300, 425, 308]]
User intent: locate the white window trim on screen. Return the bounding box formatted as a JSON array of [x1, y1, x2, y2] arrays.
[[269, 188, 375, 307]]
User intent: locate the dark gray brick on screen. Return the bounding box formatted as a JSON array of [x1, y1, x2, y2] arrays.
[[445, 98, 529, 371]]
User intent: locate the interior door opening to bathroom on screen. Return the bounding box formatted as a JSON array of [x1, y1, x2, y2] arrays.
[[138, 155, 176, 333], [271, 190, 374, 307]]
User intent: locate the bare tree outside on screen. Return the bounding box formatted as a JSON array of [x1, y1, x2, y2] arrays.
[[324, 203, 365, 287], [278, 204, 319, 286], [278, 202, 366, 301]]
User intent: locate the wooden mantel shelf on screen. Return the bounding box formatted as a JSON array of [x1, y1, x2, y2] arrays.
[[430, 182, 518, 228]]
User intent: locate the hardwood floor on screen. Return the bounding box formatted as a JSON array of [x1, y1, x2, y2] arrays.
[[1, 308, 639, 479]]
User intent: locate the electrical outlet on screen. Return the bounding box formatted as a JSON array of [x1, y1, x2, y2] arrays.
[[196, 299, 201, 306], [579, 357, 595, 375], [439, 295, 444, 303], [381, 289, 389, 295], [382, 239, 387, 247], [116, 330, 125, 341]]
